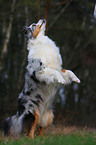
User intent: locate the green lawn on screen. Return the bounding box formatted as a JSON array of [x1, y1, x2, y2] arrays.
[[0, 131, 96, 145]]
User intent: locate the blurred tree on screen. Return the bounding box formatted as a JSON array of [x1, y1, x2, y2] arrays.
[[1, 0, 16, 62]]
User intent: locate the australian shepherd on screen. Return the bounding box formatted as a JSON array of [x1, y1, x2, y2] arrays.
[[3, 18, 80, 138]]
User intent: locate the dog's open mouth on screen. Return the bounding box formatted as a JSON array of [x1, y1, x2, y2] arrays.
[[39, 18, 46, 28], [32, 19, 46, 38]]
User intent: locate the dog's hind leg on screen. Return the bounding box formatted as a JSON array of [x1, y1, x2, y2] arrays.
[[36, 126, 45, 136], [29, 111, 39, 139]]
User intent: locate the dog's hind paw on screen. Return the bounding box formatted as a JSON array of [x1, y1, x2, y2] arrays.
[[29, 132, 34, 139]]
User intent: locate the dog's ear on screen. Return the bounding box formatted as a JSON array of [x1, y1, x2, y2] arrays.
[[33, 25, 40, 38], [23, 26, 33, 39]]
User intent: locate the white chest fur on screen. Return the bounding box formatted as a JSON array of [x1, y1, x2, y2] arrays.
[[28, 35, 62, 70]]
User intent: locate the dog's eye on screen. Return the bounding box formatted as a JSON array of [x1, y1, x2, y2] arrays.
[[32, 24, 36, 31]]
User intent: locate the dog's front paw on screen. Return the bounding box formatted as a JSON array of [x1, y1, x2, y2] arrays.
[[61, 69, 80, 84], [56, 73, 66, 84]]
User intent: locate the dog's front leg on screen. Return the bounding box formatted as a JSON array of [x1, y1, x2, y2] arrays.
[[29, 111, 39, 139], [61, 69, 80, 84], [36, 68, 66, 84]]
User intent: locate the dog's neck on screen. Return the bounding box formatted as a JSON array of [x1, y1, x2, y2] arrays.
[[28, 32, 45, 45], [36, 30, 45, 38]]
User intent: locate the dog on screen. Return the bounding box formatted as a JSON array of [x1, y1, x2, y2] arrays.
[[2, 18, 80, 138]]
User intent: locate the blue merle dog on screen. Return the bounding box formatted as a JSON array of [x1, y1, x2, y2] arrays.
[[2, 19, 80, 138]]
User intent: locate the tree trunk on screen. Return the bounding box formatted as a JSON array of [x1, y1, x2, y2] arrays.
[[1, 0, 16, 61], [17, 6, 28, 89], [37, 0, 40, 20], [47, 1, 71, 31]]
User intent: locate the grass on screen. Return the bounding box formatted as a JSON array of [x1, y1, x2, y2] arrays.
[[0, 130, 96, 145]]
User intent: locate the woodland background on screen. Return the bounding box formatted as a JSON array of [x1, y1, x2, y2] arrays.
[[0, 0, 96, 129]]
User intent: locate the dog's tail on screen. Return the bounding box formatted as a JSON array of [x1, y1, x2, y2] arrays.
[[2, 114, 24, 137], [2, 112, 35, 137]]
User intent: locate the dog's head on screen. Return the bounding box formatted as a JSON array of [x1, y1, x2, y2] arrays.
[[23, 18, 46, 39]]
